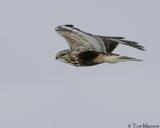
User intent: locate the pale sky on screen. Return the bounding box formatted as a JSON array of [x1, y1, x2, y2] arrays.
[[0, 0, 160, 128]]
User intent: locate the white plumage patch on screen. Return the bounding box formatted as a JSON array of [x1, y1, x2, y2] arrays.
[[105, 55, 122, 63]]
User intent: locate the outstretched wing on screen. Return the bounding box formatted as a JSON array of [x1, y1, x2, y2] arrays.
[[62, 33, 107, 53], [56, 25, 145, 53], [94, 35, 145, 52]]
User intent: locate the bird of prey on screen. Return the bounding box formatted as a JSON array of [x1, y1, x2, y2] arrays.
[[55, 24, 145, 66]]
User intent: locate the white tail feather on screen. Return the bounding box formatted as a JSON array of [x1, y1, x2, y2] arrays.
[[104, 55, 143, 63]]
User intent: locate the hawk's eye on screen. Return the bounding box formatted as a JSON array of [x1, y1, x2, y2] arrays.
[[64, 24, 74, 28]]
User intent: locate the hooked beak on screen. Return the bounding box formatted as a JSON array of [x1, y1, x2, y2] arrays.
[[56, 54, 60, 60]]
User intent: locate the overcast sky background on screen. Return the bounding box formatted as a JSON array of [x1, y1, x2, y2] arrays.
[[0, 0, 160, 128]]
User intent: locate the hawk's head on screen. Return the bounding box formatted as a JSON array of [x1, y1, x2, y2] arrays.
[[55, 49, 70, 63]]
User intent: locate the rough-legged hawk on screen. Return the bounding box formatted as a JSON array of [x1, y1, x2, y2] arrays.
[[55, 24, 145, 66]]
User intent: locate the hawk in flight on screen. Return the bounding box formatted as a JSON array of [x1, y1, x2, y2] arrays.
[[55, 24, 145, 66]]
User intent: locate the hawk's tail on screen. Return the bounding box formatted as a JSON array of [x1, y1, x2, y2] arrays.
[[105, 54, 143, 63], [119, 56, 143, 62]]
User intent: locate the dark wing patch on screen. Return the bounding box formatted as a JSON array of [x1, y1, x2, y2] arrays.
[[96, 36, 119, 52], [64, 24, 74, 28], [78, 51, 100, 66], [109, 37, 124, 39], [98, 35, 124, 40]]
